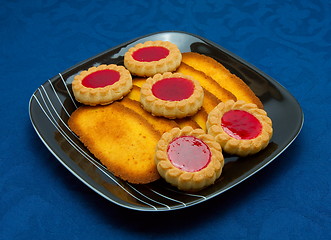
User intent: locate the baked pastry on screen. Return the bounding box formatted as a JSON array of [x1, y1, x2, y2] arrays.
[[181, 52, 263, 109], [140, 72, 204, 119], [68, 102, 160, 184], [120, 97, 179, 135], [72, 64, 132, 106], [206, 100, 273, 156], [155, 126, 224, 192], [124, 40, 182, 77], [176, 62, 236, 103]]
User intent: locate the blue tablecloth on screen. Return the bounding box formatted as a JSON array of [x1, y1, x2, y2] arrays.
[[1, 0, 330, 239]]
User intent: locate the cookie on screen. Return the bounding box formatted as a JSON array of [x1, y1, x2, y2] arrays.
[[72, 64, 132, 106], [68, 102, 161, 184], [140, 72, 204, 119], [155, 126, 224, 192], [124, 40, 182, 77], [206, 100, 273, 156], [181, 52, 263, 109]]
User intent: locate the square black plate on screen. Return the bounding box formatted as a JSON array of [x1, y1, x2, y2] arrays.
[[29, 31, 303, 211]]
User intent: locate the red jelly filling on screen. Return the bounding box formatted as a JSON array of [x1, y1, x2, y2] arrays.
[[132, 46, 169, 62], [82, 69, 120, 88], [167, 136, 211, 172], [221, 110, 262, 140], [152, 78, 194, 101]]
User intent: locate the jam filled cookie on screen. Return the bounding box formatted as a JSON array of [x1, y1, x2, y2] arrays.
[[155, 126, 224, 192], [72, 64, 132, 106], [206, 100, 273, 156], [140, 72, 204, 119], [124, 40, 182, 77]]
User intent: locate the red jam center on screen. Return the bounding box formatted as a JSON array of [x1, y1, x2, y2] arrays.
[[221, 110, 262, 140], [132, 46, 169, 62], [82, 69, 120, 88], [152, 78, 194, 101], [167, 136, 211, 172]]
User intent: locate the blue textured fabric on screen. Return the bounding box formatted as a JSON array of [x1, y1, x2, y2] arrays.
[[1, 0, 330, 239]]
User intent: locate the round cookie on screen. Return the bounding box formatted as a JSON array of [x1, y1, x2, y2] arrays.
[[206, 100, 273, 156], [124, 40, 182, 77], [72, 64, 132, 106], [140, 72, 204, 119], [155, 126, 224, 192]]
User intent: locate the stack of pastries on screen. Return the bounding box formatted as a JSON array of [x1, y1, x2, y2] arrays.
[[68, 40, 273, 191]]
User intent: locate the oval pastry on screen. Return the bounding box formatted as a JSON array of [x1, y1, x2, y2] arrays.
[[155, 126, 224, 192], [124, 40, 182, 77], [206, 100, 273, 156], [140, 72, 204, 119], [72, 64, 132, 106]]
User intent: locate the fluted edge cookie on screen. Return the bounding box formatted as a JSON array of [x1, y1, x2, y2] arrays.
[[155, 126, 224, 192], [124, 40, 182, 77], [140, 72, 204, 119], [72, 64, 132, 106], [206, 100, 273, 156]]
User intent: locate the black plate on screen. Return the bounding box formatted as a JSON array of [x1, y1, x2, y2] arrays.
[[29, 31, 304, 211]]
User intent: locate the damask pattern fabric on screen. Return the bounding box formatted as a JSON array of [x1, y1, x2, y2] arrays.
[[0, 0, 330, 239]]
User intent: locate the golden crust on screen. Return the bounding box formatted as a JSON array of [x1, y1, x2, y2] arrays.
[[120, 97, 179, 135], [155, 126, 224, 192], [140, 72, 204, 119], [68, 102, 160, 184], [206, 100, 273, 156], [72, 64, 132, 106], [176, 62, 237, 103], [181, 52, 263, 109], [124, 40, 182, 77]]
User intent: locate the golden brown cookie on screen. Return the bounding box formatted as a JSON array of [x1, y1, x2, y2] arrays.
[[176, 62, 237, 103], [206, 100, 273, 156], [124, 40, 182, 77], [72, 64, 132, 106], [155, 126, 224, 192], [140, 72, 204, 119], [120, 97, 179, 135], [68, 102, 160, 184], [181, 52, 263, 109]]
